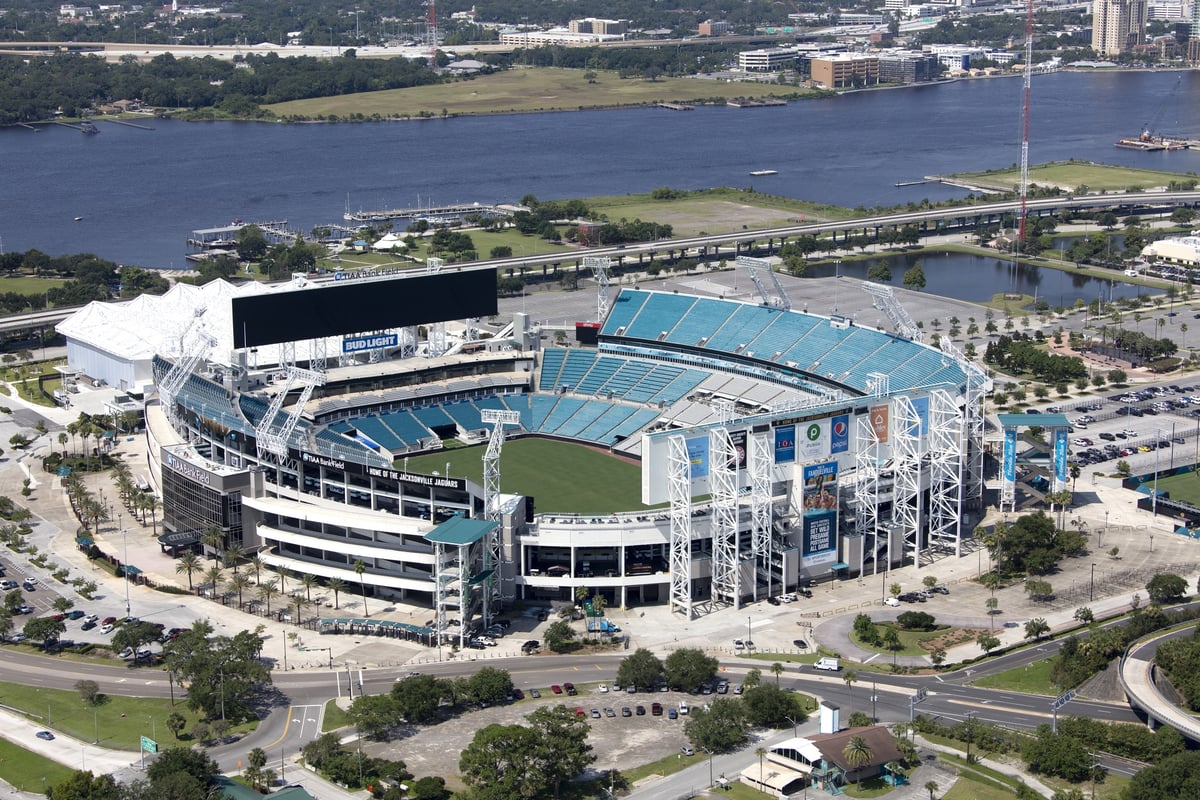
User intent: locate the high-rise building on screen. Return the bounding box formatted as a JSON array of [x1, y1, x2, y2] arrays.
[[1091, 0, 1149, 55]]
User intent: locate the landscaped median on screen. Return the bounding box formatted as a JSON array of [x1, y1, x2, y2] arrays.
[[0, 679, 254, 750]]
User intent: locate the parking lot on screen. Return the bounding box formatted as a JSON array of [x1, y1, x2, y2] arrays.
[[361, 682, 721, 779], [1026, 379, 1200, 478]]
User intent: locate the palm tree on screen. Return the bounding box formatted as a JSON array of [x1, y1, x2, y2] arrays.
[[204, 564, 225, 600], [925, 780, 939, 800], [300, 574, 319, 603], [175, 551, 201, 593], [755, 746, 768, 790], [843, 669, 858, 713], [201, 526, 225, 564], [84, 498, 107, 533], [256, 580, 279, 615], [274, 566, 289, 595], [290, 593, 309, 625], [223, 543, 245, 573], [66, 421, 79, 456], [771, 662, 785, 686], [354, 559, 369, 617], [327, 577, 347, 609], [56, 432, 67, 456], [249, 555, 266, 585], [143, 495, 159, 535], [843, 735, 873, 788], [227, 572, 252, 609]]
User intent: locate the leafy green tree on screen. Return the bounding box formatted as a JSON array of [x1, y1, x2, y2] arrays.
[[742, 683, 807, 728], [977, 631, 1000, 654], [145, 746, 219, 787], [868, 263, 893, 282], [616, 648, 663, 690], [902, 262, 926, 290], [24, 615, 66, 647], [663, 647, 718, 693], [526, 705, 595, 797], [348, 693, 399, 740], [458, 724, 546, 800], [1023, 724, 1091, 781], [1025, 618, 1051, 640], [74, 679, 100, 706], [162, 626, 270, 723], [683, 697, 749, 752], [166, 711, 186, 739], [1146, 573, 1187, 604], [391, 674, 443, 724], [112, 621, 164, 653], [896, 611, 936, 630], [468, 667, 514, 705], [544, 619, 577, 652], [45, 770, 120, 800], [408, 776, 451, 800]]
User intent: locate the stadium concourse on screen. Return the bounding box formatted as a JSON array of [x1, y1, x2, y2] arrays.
[[56, 263, 987, 647]]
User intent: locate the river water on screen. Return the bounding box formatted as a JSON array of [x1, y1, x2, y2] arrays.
[[2, 69, 1199, 276]]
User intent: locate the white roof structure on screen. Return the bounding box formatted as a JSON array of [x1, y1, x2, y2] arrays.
[[1142, 234, 1200, 266], [58, 277, 332, 368], [371, 233, 408, 252]]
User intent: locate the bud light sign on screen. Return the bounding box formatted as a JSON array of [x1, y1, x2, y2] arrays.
[[1054, 428, 1068, 483], [342, 333, 398, 354]]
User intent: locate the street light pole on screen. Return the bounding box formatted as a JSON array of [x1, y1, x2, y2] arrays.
[[1090, 563, 1095, 602], [1152, 428, 1162, 518], [122, 525, 131, 620]]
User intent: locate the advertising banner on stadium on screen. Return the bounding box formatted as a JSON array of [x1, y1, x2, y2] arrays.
[[802, 461, 839, 567], [909, 396, 930, 439], [729, 430, 748, 470], [797, 418, 829, 462], [685, 436, 710, 480], [1003, 428, 1017, 481], [870, 404, 890, 443], [831, 414, 849, 455], [775, 425, 796, 464], [1054, 428, 1068, 483]]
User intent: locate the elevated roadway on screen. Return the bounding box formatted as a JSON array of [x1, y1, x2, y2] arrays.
[[1119, 626, 1200, 742]]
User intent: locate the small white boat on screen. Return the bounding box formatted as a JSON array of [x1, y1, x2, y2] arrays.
[[749, 169, 778, 176], [73, 216, 83, 221]]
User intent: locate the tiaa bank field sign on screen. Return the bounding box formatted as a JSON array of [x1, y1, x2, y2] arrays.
[[342, 333, 398, 354]]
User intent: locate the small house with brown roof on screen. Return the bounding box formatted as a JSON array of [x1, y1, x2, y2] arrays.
[[740, 726, 904, 795]]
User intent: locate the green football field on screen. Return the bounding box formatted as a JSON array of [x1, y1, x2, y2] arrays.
[[402, 438, 656, 514], [1148, 469, 1200, 507]]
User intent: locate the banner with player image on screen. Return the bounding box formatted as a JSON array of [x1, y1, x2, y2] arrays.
[[801, 461, 839, 567]]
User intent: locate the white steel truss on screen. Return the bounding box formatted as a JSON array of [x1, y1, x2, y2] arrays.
[[398, 326, 418, 358], [890, 395, 923, 569], [937, 335, 990, 508], [585, 256, 613, 322], [309, 336, 327, 372], [255, 365, 326, 464], [854, 414, 882, 577], [863, 283, 923, 342], [668, 435, 694, 618], [749, 431, 773, 602], [159, 307, 216, 431], [709, 428, 740, 609], [425, 256, 448, 358], [865, 372, 890, 398], [928, 389, 964, 559], [738, 255, 791, 311], [481, 409, 519, 623]]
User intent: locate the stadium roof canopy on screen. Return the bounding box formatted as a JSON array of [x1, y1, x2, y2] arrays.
[[58, 277, 336, 368], [424, 516, 498, 545]]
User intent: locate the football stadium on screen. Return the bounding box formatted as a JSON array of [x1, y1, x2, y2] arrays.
[[58, 257, 990, 641]]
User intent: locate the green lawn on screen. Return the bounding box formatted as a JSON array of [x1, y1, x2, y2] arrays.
[[852, 623, 952, 657], [0, 275, 68, 296], [0, 679, 245, 751], [0, 737, 75, 795], [969, 657, 1059, 695], [1147, 470, 1200, 507], [841, 776, 898, 798], [402, 438, 654, 513], [265, 66, 814, 119], [942, 774, 1021, 800], [321, 699, 352, 732], [946, 161, 1193, 193]]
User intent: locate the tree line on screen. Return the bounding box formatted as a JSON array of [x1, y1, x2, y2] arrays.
[[984, 333, 1089, 384], [0, 50, 437, 123]]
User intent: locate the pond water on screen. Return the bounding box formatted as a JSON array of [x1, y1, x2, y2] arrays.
[[803, 250, 1150, 307]]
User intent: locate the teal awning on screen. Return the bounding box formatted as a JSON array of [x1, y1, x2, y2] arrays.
[[830, 562, 849, 570]]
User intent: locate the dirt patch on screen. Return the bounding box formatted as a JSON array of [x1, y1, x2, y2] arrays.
[[1075, 658, 1127, 703], [359, 692, 694, 782], [919, 627, 983, 652]]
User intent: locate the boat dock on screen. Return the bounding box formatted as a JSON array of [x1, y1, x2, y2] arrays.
[[726, 98, 787, 108], [186, 220, 295, 260], [657, 102, 694, 111], [102, 118, 155, 131], [343, 202, 516, 224], [895, 179, 930, 187]]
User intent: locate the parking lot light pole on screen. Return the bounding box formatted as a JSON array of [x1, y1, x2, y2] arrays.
[[701, 747, 714, 786], [1090, 563, 1096, 602]]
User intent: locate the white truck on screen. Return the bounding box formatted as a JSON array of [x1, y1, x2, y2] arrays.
[[813, 657, 841, 671]]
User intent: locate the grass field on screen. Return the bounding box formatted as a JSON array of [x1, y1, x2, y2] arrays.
[[321, 699, 352, 732], [265, 67, 811, 119], [0, 276, 68, 296], [852, 623, 955, 657], [402, 438, 653, 513], [0, 679, 245, 751], [1148, 469, 1200, 507], [946, 161, 1193, 192], [0, 736, 75, 795], [969, 657, 1059, 695], [941, 774, 1020, 800], [585, 188, 857, 236]]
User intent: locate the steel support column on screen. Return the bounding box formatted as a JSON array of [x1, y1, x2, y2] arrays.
[[668, 435, 693, 618], [928, 389, 964, 559], [710, 427, 739, 609], [750, 431, 773, 602]]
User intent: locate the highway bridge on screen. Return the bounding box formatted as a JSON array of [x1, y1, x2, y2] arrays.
[[1120, 625, 1200, 742]]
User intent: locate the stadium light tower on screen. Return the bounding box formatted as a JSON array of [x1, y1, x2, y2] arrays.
[[481, 409, 520, 622], [585, 256, 613, 323]]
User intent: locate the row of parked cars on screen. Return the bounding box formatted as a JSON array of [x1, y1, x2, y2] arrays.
[[574, 701, 687, 720], [884, 586, 949, 606]]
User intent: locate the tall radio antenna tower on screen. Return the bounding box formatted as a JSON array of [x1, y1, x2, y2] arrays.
[[1017, 0, 1034, 244], [425, 0, 438, 69]]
